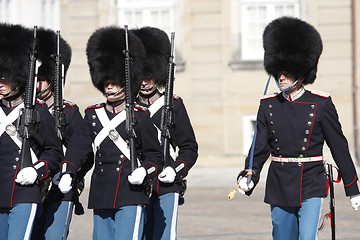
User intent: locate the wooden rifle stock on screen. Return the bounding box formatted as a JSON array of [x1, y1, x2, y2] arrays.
[[160, 32, 175, 167], [124, 25, 138, 172]]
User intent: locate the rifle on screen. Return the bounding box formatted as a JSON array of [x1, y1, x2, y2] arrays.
[[123, 25, 138, 172], [328, 163, 336, 240], [160, 32, 176, 167], [52, 30, 69, 145], [17, 26, 43, 170]]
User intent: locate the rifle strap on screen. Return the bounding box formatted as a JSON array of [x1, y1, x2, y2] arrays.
[[147, 95, 176, 160], [93, 107, 139, 166], [0, 104, 38, 163]]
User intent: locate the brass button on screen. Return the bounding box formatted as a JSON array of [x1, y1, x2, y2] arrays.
[[270, 121, 274, 125], [299, 154, 303, 157], [307, 121, 312, 126], [269, 113, 273, 117], [276, 147, 280, 151], [13, 165, 17, 169], [298, 162, 302, 166], [92, 122, 96, 127], [15, 157, 19, 161], [274, 139, 278, 143], [268, 105, 272, 109], [303, 138, 308, 143], [305, 130, 309, 135], [118, 161, 122, 165], [120, 155, 124, 158], [98, 162, 102, 165], [272, 130, 276, 134], [92, 115, 96, 119], [301, 147, 306, 151], [311, 105, 315, 109], [116, 167, 120, 172], [100, 169, 104, 172], [309, 113, 314, 117]]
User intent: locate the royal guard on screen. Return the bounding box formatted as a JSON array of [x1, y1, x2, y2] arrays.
[[236, 17, 360, 239], [57, 26, 164, 239], [133, 26, 198, 240], [0, 23, 62, 239], [31, 27, 93, 240]]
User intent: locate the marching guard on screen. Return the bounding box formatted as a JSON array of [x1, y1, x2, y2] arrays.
[[133, 27, 198, 240], [236, 17, 360, 239], [0, 23, 62, 239], [57, 26, 164, 239], [31, 27, 93, 239]]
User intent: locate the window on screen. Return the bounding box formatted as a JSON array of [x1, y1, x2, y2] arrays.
[[116, 0, 185, 71], [230, 0, 300, 70], [243, 114, 257, 154], [0, 0, 60, 30], [41, 0, 60, 30], [0, 0, 13, 22]]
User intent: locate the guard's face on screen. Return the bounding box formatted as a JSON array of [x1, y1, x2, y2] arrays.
[[277, 72, 296, 90], [36, 76, 52, 100], [104, 80, 125, 102], [0, 78, 15, 96], [140, 78, 156, 95]]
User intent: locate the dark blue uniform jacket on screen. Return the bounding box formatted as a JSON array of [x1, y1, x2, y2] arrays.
[[137, 91, 198, 197], [0, 97, 62, 208], [246, 89, 359, 207], [61, 101, 163, 209]]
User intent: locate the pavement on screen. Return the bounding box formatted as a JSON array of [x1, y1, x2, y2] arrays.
[[68, 167, 360, 240]]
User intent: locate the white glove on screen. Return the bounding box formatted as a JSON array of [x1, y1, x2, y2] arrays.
[[350, 194, 360, 211], [128, 167, 147, 185], [52, 172, 61, 185], [58, 174, 73, 193], [238, 176, 254, 195], [15, 167, 38, 185], [158, 166, 176, 183]]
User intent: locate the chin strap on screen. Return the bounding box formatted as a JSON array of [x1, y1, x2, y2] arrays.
[[36, 83, 52, 97], [0, 86, 19, 99], [275, 78, 299, 92], [140, 84, 157, 93], [106, 87, 125, 97]]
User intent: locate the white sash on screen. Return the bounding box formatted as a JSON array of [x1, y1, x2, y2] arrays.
[[93, 107, 138, 164], [147, 96, 176, 160], [0, 104, 38, 163]]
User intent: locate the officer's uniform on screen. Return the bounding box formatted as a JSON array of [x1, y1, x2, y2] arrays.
[[137, 90, 198, 239], [241, 17, 360, 240], [0, 95, 62, 239], [246, 87, 359, 203]]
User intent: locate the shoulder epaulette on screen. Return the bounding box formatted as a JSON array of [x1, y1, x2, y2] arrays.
[[134, 104, 147, 113], [86, 103, 104, 110], [63, 99, 77, 108], [261, 93, 277, 100], [173, 94, 181, 101], [311, 90, 330, 98], [36, 99, 45, 106]]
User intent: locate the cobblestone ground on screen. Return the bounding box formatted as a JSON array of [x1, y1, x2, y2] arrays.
[[68, 184, 360, 240]]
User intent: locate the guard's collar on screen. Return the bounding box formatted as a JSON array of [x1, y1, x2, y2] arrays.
[[1, 93, 24, 108], [138, 90, 162, 105], [282, 86, 305, 102], [106, 99, 126, 114], [43, 93, 54, 109]]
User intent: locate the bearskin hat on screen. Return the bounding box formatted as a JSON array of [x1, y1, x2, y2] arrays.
[[36, 27, 72, 84], [86, 26, 146, 95], [263, 17, 323, 85], [0, 23, 33, 92], [132, 27, 170, 88]]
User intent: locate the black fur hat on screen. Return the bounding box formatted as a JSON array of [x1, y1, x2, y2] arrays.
[[132, 27, 170, 88], [86, 26, 146, 95], [0, 23, 33, 92], [263, 17, 323, 85], [36, 27, 72, 84]]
